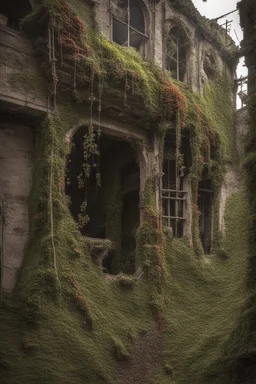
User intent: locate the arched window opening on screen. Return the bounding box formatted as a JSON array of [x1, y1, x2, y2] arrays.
[[161, 129, 191, 237], [203, 51, 217, 81], [112, 0, 148, 52], [66, 127, 140, 275], [198, 169, 213, 254], [0, 0, 32, 30], [165, 26, 188, 82]]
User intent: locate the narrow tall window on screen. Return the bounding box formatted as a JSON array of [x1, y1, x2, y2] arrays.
[[112, 0, 147, 51], [165, 26, 187, 82], [161, 131, 191, 238]]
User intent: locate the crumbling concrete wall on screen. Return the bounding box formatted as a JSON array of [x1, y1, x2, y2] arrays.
[[236, 107, 248, 157], [0, 121, 34, 293], [219, 167, 240, 233], [218, 107, 249, 232]]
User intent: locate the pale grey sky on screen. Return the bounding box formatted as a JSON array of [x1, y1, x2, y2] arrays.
[[191, 0, 248, 79]]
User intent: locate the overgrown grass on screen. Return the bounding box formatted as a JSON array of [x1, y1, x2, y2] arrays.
[[0, 188, 249, 383], [152, 190, 249, 383]]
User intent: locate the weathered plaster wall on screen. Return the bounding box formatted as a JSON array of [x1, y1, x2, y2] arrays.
[[219, 167, 240, 233], [0, 121, 34, 293], [0, 25, 49, 116], [236, 107, 248, 157], [218, 107, 249, 234]]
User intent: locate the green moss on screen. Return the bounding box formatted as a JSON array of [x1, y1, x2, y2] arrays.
[[0, 1, 249, 383], [202, 74, 236, 163], [152, 190, 249, 384], [111, 336, 131, 360], [0, 113, 250, 383], [115, 275, 136, 289]]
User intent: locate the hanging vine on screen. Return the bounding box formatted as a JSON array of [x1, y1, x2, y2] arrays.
[[77, 71, 102, 229], [96, 74, 104, 189]]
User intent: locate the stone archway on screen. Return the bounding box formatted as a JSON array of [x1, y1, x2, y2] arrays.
[[65, 124, 142, 275]]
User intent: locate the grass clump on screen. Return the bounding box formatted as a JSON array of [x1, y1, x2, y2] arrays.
[[112, 336, 131, 361]]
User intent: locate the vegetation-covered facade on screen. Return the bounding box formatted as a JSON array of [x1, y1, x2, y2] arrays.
[[0, 0, 252, 383]]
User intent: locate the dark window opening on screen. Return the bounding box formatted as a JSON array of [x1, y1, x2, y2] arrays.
[[165, 26, 188, 82], [66, 127, 140, 275], [112, 0, 147, 51], [161, 131, 191, 237], [121, 189, 140, 274], [203, 51, 216, 81], [198, 178, 213, 254], [0, 0, 32, 30]]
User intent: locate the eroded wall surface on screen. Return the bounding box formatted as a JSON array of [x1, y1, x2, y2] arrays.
[[0, 121, 33, 292]]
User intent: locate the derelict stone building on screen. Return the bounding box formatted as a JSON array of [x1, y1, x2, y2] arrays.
[[0, 1, 252, 383], [0, 0, 238, 290]]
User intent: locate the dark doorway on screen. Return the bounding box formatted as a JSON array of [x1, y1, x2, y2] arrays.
[[0, 0, 32, 30], [66, 126, 140, 274], [121, 160, 140, 274]]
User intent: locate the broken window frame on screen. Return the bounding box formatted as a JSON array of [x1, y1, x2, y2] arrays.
[[161, 186, 187, 237], [160, 130, 188, 238], [165, 26, 188, 82], [111, 0, 149, 54]]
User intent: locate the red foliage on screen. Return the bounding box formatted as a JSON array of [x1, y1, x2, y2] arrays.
[[159, 74, 188, 123], [53, 3, 88, 59], [144, 209, 159, 229]]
